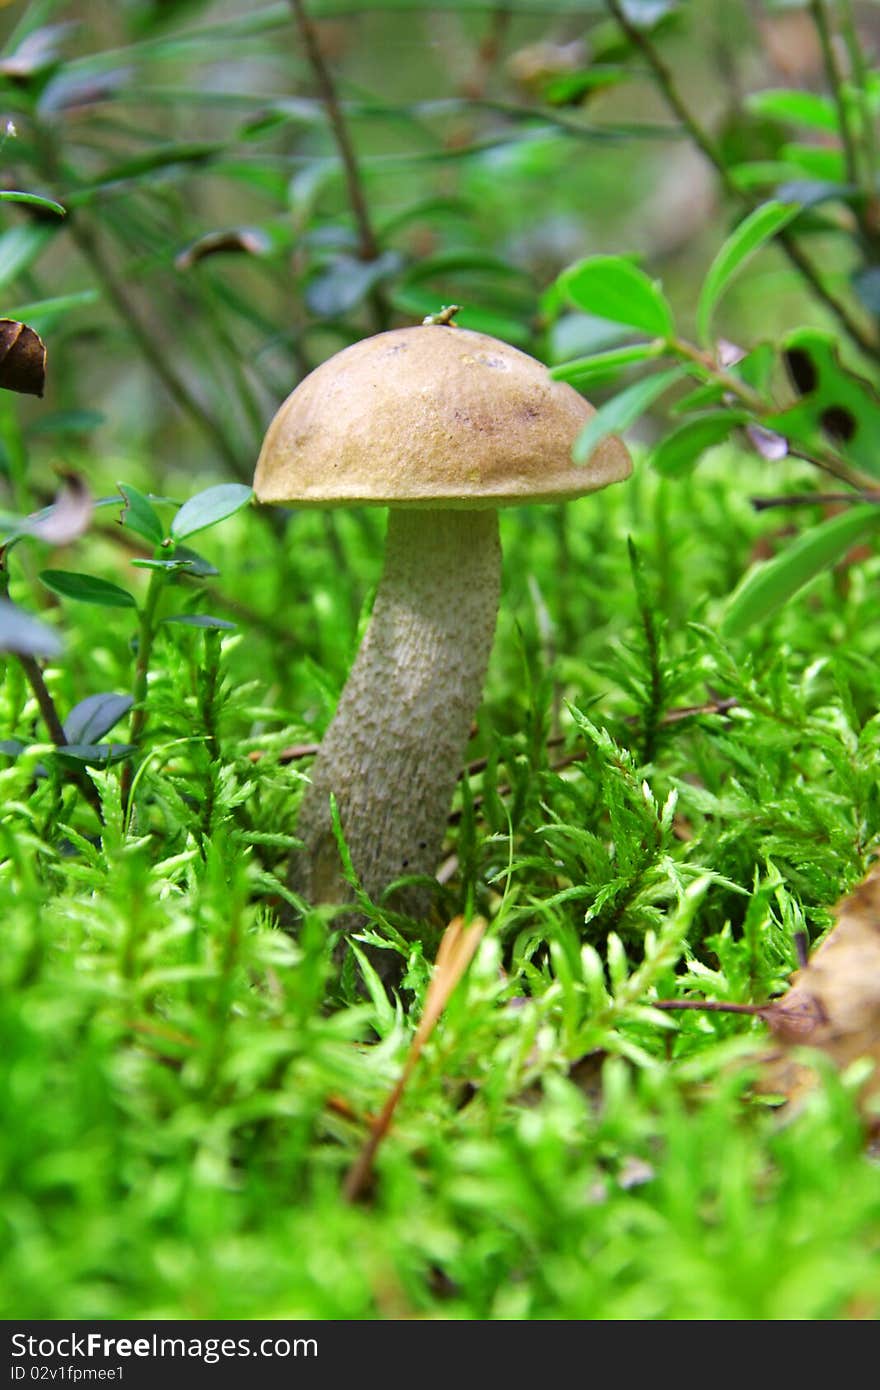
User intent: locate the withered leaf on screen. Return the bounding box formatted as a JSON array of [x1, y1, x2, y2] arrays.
[[343, 914, 486, 1202], [174, 228, 271, 271], [25, 472, 93, 546], [0, 319, 46, 397], [758, 864, 880, 1119]]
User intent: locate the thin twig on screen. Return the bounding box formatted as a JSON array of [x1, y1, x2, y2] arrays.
[[460, 6, 512, 99], [839, 0, 879, 191], [121, 567, 165, 813], [33, 130, 248, 480], [288, 0, 378, 263], [248, 697, 741, 772], [18, 654, 103, 817], [652, 998, 763, 1015], [605, 0, 880, 365], [750, 490, 880, 511], [672, 336, 879, 491], [810, 0, 860, 190]]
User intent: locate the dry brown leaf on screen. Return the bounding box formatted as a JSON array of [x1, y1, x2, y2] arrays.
[[25, 471, 93, 546], [653, 863, 880, 1124], [758, 864, 880, 1119], [174, 228, 271, 270], [0, 319, 45, 396]]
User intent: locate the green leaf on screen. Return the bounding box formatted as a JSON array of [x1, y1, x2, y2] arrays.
[[746, 89, 839, 134], [769, 327, 880, 476], [0, 597, 62, 658], [0, 190, 65, 216], [163, 614, 236, 630], [26, 409, 104, 437], [670, 382, 726, 414], [388, 286, 531, 346], [117, 483, 164, 545], [0, 225, 55, 290], [697, 201, 801, 345], [65, 142, 225, 207], [63, 693, 133, 744], [550, 341, 667, 388], [170, 545, 219, 577], [348, 942, 397, 1039], [4, 291, 100, 330], [722, 505, 880, 638], [652, 411, 746, 478], [782, 142, 845, 182], [130, 559, 194, 573], [560, 256, 675, 340], [305, 250, 403, 318], [131, 547, 219, 578], [54, 743, 135, 767], [171, 484, 252, 541], [40, 570, 137, 609], [573, 367, 685, 464]]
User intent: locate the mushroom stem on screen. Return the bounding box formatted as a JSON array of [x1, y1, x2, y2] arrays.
[[291, 507, 501, 913]]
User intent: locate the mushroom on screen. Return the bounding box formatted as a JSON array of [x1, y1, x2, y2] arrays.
[[254, 322, 632, 918]]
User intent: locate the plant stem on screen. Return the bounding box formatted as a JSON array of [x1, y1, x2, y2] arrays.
[[670, 336, 879, 491], [32, 128, 248, 480], [810, 0, 860, 189], [121, 566, 166, 812], [653, 998, 763, 1015], [627, 538, 663, 766], [17, 654, 103, 817], [18, 654, 67, 745], [839, 0, 879, 191], [605, 0, 880, 366], [750, 491, 880, 510], [288, 0, 378, 264]]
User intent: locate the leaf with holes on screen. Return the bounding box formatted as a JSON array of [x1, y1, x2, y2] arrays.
[[117, 484, 164, 546], [768, 328, 880, 476]]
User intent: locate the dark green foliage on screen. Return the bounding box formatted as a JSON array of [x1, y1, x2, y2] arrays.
[[2, 0, 880, 1323]]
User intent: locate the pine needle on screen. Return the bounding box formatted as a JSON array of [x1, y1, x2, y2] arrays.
[[343, 915, 486, 1202]]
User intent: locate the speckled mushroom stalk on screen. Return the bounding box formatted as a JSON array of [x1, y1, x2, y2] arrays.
[[290, 508, 500, 909], [253, 322, 632, 920]]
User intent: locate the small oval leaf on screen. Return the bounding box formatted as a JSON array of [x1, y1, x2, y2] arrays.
[[560, 256, 675, 340], [63, 692, 133, 745], [117, 483, 164, 545], [573, 367, 685, 463], [0, 190, 66, 216], [0, 599, 62, 658], [652, 411, 745, 478], [697, 201, 801, 345], [550, 340, 667, 388], [171, 484, 252, 541], [40, 570, 136, 608], [163, 614, 236, 630], [54, 742, 135, 766]]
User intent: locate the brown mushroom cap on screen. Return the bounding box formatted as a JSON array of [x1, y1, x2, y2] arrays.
[[254, 324, 632, 508]]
